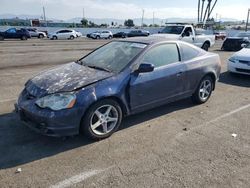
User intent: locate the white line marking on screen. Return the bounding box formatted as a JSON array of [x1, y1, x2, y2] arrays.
[[174, 103, 250, 140], [207, 103, 250, 125], [0, 71, 36, 76], [0, 98, 16, 103], [49, 169, 105, 188]]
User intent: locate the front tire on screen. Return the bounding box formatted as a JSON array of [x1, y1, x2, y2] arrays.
[[69, 35, 74, 40], [81, 99, 123, 140], [0, 35, 4, 40], [192, 76, 213, 104], [52, 36, 57, 40]]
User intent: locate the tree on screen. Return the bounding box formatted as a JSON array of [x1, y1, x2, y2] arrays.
[[124, 19, 134, 27], [81, 18, 88, 27]]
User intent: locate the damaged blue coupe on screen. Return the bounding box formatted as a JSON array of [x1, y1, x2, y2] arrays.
[[15, 37, 221, 139]]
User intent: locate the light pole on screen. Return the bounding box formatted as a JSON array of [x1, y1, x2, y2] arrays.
[[43, 6, 47, 27], [153, 12, 155, 26], [246, 8, 250, 32], [141, 9, 145, 28]]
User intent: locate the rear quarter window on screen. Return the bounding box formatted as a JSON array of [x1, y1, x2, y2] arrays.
[[179, 43, 201, 61]]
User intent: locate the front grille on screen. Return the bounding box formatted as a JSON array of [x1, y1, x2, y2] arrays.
[[239, 60, 250, 65], [236, 68, 250, 73]]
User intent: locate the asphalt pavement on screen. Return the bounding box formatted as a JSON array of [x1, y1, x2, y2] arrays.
[[0, 38, 249, 188]]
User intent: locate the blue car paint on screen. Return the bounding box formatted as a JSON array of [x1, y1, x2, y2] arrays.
[[16, 38, 221, 137]]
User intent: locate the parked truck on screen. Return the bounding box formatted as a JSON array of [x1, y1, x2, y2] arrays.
[[153, 24, 215, 51]]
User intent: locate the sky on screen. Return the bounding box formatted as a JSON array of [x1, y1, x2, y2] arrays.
[[0, 0, 249, 20]]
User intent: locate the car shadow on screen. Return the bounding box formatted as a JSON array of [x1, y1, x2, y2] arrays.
[[0, 98, 194, 169], [219, 71, 250, 88]]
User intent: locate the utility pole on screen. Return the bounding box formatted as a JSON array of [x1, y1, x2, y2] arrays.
[[141, 9, 145, 28], [153, 12, 155, 26], [43, 6, 47, 27], [83, 8, 85, 19], [246, 8, 250, 32], [198, 0, 200, 23]]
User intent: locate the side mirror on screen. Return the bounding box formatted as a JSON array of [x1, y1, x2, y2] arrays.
[[241, 43, 247, 48], [135, 63, 154, 74]]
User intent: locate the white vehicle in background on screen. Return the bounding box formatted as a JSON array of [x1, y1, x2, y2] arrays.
[[152, 24, 215, 51], [75, 31, 82, 37], [27, 28, 47, 38], [89, 30, 113, 39], [49, 29, 77, 40], [227, 43, 250, 75]]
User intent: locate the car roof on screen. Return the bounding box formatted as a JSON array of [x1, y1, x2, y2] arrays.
[[118, 36, 175, 45]]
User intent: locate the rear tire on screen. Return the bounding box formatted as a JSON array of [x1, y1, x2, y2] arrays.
[[21, 36, 27, 40], [38, 34, 44, 38], [201, 42, 210, 51], [96, 35, 100, 39], [192, 76, 213, 104], [81, 99, 123, 140], [0, 36, 4, 41]]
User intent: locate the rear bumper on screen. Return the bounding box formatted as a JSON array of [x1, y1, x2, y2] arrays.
[[15, 103, 80, 137]]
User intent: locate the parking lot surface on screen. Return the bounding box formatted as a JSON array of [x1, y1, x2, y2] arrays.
[[0, 38, 250, 188]]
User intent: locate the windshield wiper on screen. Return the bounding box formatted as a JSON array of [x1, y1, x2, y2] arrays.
[[86, 65, 112, 72]]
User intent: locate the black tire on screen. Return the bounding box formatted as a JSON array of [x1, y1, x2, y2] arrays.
[[201, 42, 210, 51], [38, 34, 44, 38], [96, 35, 100, 39], [81, 99, 123, 140], [108, 35, 112, 39], [52, 36, 57, 40], [0, 35, 4, 41], [69, 35, 74, 40], [21, 35, 27, 40], [192, 76, 213, 104]]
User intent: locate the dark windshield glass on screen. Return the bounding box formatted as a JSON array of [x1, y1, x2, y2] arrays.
[[234, 32, 250, 38], [79, 41, 147, 72], [161, 26, 184, 34]]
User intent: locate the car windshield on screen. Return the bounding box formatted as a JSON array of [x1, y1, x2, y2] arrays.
[[79, 41, 147, 72], [234, 32, 250, 38], [161, 26, 184, 34]]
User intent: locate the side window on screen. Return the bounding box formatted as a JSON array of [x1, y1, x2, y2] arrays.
[[6, 28, 16, 33], [142, 44, 179, 68], [179, 43, 200, 61], [183, 27, 192, 37]]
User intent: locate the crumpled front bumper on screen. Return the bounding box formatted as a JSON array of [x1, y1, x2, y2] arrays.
[[15, 100, 82, 137]]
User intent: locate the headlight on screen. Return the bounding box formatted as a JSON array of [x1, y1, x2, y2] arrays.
[[229, 57, 237, 63], [35, 93, 76, 111]]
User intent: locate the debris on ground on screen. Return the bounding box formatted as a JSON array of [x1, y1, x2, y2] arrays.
[[15, 168, 22, 173], [232, 133, 237, 138]]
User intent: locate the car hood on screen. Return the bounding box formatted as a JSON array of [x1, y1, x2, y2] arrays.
[[233, 48, 250, 60], [151, 33, 180, 39], [25, 62, 113, 97]]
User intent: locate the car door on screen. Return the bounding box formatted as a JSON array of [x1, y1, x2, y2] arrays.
[[64, 30, 71, 39], [57, 30, 66, 39], [181, 27, 195, 44], [5, 28, 17, 39], [129, 43, 187, 112], [28, 29, 37, 37]]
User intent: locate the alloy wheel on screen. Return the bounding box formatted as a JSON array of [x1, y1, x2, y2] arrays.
[[199, 79, 212, 101], [90, 105, 119, 136]]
